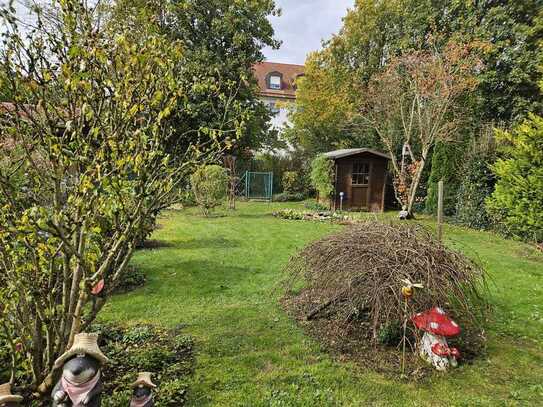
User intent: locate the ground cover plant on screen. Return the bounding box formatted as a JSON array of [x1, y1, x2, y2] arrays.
[[101, 202, 543, 406], [282, 221, 489, 375], [273, 208, 349, 222], [95, 323, 195, 407]]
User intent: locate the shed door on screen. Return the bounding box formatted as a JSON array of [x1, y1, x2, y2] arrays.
[[351, 161, 371, 209]]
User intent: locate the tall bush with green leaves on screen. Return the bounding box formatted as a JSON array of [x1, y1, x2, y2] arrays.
[[486, 115, 543, 242], [455, 130, 496, 229], [310, 155, 334, 201], [191, 165, 228, 216], [282, 171, 308, 195]]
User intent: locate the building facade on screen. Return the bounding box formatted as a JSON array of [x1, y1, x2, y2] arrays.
[[252, 62, 305, 131]]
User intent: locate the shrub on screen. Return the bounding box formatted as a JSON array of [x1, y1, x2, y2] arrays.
[[304, 201, 329, 211], [113, 266, 146, 294], [94, 323, 195, 407], [455, 131, 496, 229], [282, 171, 307, 194], [310, 155, 334, 199], [486, 115, 543, 242], [190, 165, 228, 216], [273, 192, 305, 202]]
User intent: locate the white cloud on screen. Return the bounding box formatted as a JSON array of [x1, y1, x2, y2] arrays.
[[4, 0, 353, 66], [264, 0, 354, 65]]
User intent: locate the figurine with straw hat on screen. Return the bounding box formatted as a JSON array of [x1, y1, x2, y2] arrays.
[[51, 333, 108, 407], [0, 383, 23, 407], [130, 372, 156, 407]]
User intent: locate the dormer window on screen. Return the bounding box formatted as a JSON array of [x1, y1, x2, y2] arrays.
[[266, 71, 283, 90]]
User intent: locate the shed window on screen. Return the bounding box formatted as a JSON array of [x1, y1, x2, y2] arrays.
[[352, 162, 370, 185]]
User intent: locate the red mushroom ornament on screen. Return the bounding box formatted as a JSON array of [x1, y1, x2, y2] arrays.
[[411, 307, 461, 371]]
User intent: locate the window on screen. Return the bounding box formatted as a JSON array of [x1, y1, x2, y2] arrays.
[[266, 71, 283, 90], [267, 101, 280, 115], [352, 162, 370, 185], [269, 75, 281, 89]]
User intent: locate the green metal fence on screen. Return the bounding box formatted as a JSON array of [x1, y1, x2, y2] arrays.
[[239, 171, 273, 201]]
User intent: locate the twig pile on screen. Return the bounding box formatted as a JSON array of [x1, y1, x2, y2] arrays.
[[283, 221, 488, 342]]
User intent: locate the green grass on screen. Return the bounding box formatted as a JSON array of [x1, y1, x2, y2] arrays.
[[101, 202, 543, 406]]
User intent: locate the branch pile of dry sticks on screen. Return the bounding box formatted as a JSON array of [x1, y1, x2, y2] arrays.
[[283, 221, 489, 344]]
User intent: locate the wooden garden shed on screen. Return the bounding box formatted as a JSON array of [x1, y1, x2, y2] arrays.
[[324, 148, 391, 212]]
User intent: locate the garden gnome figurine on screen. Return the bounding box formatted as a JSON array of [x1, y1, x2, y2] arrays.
[[130, 372, 156, 407], [0, 383, 23, 407], [51, 333, 108, 407]]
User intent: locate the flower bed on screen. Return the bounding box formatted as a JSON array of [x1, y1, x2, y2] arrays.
[[273, 208, 350, 222]]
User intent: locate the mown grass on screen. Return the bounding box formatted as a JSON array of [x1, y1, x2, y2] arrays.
[[100, 201, 543, 406]]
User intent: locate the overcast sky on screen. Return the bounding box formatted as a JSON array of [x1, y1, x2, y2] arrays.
[[5, 0, 354, 66], [263, 0, 354, 65]]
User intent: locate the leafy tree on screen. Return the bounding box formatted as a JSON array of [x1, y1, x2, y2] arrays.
[[461, 1, 543, 122], [486, 115, 543, 242], [358, 42, 481, 214], [310, 155, 334, 202], [0, 0, 250, 395], [111, 0, 281, 154], [191, 165, 228, 216], [290, 0, 542, 158]]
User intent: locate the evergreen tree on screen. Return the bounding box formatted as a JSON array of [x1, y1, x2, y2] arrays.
[[425, 142, 465, 216], [486, 115, 543, 242]]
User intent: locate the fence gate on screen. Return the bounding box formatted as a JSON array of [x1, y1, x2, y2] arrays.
[[239, 171, 273, 201]]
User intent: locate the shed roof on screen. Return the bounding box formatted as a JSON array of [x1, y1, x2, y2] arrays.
[[323, 148, 391, 160]]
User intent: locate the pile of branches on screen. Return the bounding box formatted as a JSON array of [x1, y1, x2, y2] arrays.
[[283, 221, 489, 345]]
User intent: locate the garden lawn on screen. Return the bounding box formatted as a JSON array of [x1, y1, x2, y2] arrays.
[[101, 202, 543, 406]]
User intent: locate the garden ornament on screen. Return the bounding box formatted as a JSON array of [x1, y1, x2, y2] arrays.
[[399, 206, 409, 220], [401, 279, 424, 299], [0, 383, 23, 406], [400, 279, 424, 377], [51, 333, 108, 407], [130, 372, 156, 407], [411, 307, 461, 371]]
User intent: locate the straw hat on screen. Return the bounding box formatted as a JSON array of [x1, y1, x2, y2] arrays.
[[54, 333, 109, 369], [0, 383, 23, 404], [132, 372, 157, 389]]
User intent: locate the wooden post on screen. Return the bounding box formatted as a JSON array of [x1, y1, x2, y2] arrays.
[[437, 180, 444, 241]]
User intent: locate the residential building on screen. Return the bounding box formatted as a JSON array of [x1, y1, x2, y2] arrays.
[[252, 62, 304, 131]]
